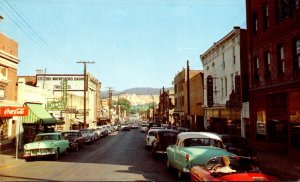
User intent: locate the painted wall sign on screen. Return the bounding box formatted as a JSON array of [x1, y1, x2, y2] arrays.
[[0, 106, 29, 117]]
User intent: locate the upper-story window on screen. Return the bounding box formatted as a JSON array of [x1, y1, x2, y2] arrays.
[[222, 53, 225, 70], [296, 0, 300, 9], [232, 46, 236, 65], [254, 56, 260, 81], [277, 45, 285, 74], [253, 11, 258, 35], [276, 0, 294, 20], [0, 66, 8, 80], [264, 51, 271, 78], [294, 39, 300, 70], [263, 5, 270, 30]]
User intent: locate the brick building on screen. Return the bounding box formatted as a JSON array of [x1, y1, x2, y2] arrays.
[[246, 0, 300, 156]]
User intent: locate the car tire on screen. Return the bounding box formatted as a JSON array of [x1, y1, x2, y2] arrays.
[[75, 144, 79, 152], [54, 149, 59, 161], [25, 157, 32, 162], [177, 169, 182, 179], [166, 158, 171, 170]]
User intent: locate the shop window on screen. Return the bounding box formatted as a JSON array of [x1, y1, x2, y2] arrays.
[[291, 123, 300, 149], [0, 119, 9, 141], [293, 39, 300, 70], [268, 120, 288, 143], [277, 45, 285, 74], [263, 5, 270, 30], [264, 51, 271, 79]]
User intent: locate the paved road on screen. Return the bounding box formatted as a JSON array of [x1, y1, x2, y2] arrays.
[[0, 129, 177, 181]]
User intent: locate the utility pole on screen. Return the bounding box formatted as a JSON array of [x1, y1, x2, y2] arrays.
[[187, 60, 190, 115], [107, 87, 114, 124], [117, 94, 120, 123], [77, 61, 95, 128]]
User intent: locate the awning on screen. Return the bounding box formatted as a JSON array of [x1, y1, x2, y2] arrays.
[[22, 103, 56, 124], [70, 118, 83, 125]]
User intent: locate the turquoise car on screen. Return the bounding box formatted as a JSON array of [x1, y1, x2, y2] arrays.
[[166, 132, 235, 179], [23, 132, 69, 161]]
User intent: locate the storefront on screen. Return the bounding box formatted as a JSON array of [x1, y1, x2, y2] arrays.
[[0, 105, 28, 150], [205, 107, 241, 135], [250, 86, 300, 155], [21, 103, 57, 144]]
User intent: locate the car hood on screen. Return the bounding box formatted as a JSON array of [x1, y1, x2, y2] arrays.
[[24, 140, 57, 149]]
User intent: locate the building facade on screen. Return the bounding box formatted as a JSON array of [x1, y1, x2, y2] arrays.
[[183, 71, 204, 131], [246, 0, 300, 155], [0, 33, 28, 150], [201, 27, 247, 136]]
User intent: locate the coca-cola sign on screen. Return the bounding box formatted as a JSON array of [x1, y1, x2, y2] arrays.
[[0, 106, 29, 117]]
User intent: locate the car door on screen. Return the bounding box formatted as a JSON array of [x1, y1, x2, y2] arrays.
[[58, 134, 68, 152]]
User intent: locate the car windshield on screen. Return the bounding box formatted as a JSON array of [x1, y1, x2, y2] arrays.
[[35, 135, 59, 141], [206, 156, 260, 174], [63, 132, 77, 137]]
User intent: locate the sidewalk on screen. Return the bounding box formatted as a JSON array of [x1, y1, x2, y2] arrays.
[[0, 149, 24, 169], [257, 150, 300, 181]]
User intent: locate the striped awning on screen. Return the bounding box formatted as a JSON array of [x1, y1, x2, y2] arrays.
[[22, 103, 56, 124]]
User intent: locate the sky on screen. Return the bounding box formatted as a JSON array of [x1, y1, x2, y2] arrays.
[[0, 0, 246, 91]]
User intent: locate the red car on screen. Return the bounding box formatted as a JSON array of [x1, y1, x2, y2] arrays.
[[190, 156, 279, 181]]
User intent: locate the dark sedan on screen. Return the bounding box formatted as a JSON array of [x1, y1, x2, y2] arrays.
[[151, 129, 178, 158], [218, 134, 257, 158], [62, 130, 85, 151]]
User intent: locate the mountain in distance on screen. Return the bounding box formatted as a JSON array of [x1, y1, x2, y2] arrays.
[[101, 87, 173, 98]]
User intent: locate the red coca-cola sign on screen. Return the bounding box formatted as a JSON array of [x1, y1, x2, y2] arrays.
[[0, 106, 29, 117]]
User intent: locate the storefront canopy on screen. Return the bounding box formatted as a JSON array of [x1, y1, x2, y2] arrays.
[[22, 103, 56, 124]]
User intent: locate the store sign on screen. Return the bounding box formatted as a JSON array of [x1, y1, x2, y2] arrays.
[[36, 75, 84, 91], [207, 75, 214, 108], [0, 106, 29, 117]]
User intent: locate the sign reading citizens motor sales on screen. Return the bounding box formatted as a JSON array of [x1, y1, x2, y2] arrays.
[[0, 106, 29, 117]]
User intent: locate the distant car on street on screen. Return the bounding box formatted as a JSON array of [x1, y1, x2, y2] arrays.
[[61, 130, 85, 151], [23, 132, 69, 161], [145, 127, 164, 149], [140, 123, 149, 133], [121, 125, 130, 131], [151, 129, 178, 158]]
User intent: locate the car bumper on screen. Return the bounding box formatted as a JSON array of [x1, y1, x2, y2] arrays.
[[24, 148, 56, 157]]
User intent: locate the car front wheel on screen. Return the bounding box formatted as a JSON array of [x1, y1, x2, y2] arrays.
[[54, 149, 59, 161]]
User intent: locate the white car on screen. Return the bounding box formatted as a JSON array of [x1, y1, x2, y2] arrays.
[[145, 127, 164, 149], [140, 124, 148, 133]]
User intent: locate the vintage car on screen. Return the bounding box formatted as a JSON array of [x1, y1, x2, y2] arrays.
[[23, 132, 69, 161], [79, 129, 95, 144], [151, 129, 178, 158], [190, 155, 279, 181], [140, 123, 149, 133], [166, 132, 229, 179], [61, 130, 85, 151], [218, 134, 257, 158], [145, 127, 164, 149]]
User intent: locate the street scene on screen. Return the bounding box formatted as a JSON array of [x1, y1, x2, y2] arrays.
[[1, 0, 300, 181]]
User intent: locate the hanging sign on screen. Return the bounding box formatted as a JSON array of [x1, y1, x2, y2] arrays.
[[0, 106, 29, 117]]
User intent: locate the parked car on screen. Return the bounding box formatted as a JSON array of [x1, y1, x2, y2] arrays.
[[190, 155, 279, 181], [218, 134, 257, 158], [140, 123, 149, 133], [23, 132, 69, 161], [145, 127, 164, 149], [61, 130, 85, 151], [166, 132, 227, 179], [121, 124, 131, 131], [151, 129, 178, 158], [79, 129, 94, 144], [131, 124, 138, 129]]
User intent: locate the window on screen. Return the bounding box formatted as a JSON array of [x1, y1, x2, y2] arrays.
[[221, 78, 224, 99], [254, 56, 260, 81], [294, 39, 300, 70], [253, 12, 258, 35], [0, 66, 8, 80], [276, 0, 294, 20], [222, 53, 225, 70], [263, 5, 270, 30], [277, 45, 285, 74], [232, 46, 236, 64], [264, 51, 271, 78], [225, 76, 227, 96], [231, 74, 234, 91], [296, 0, 300, 9]]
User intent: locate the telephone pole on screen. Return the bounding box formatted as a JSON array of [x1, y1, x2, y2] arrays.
[[107, 87, 114, 124], [77, 61, 95, 128]]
